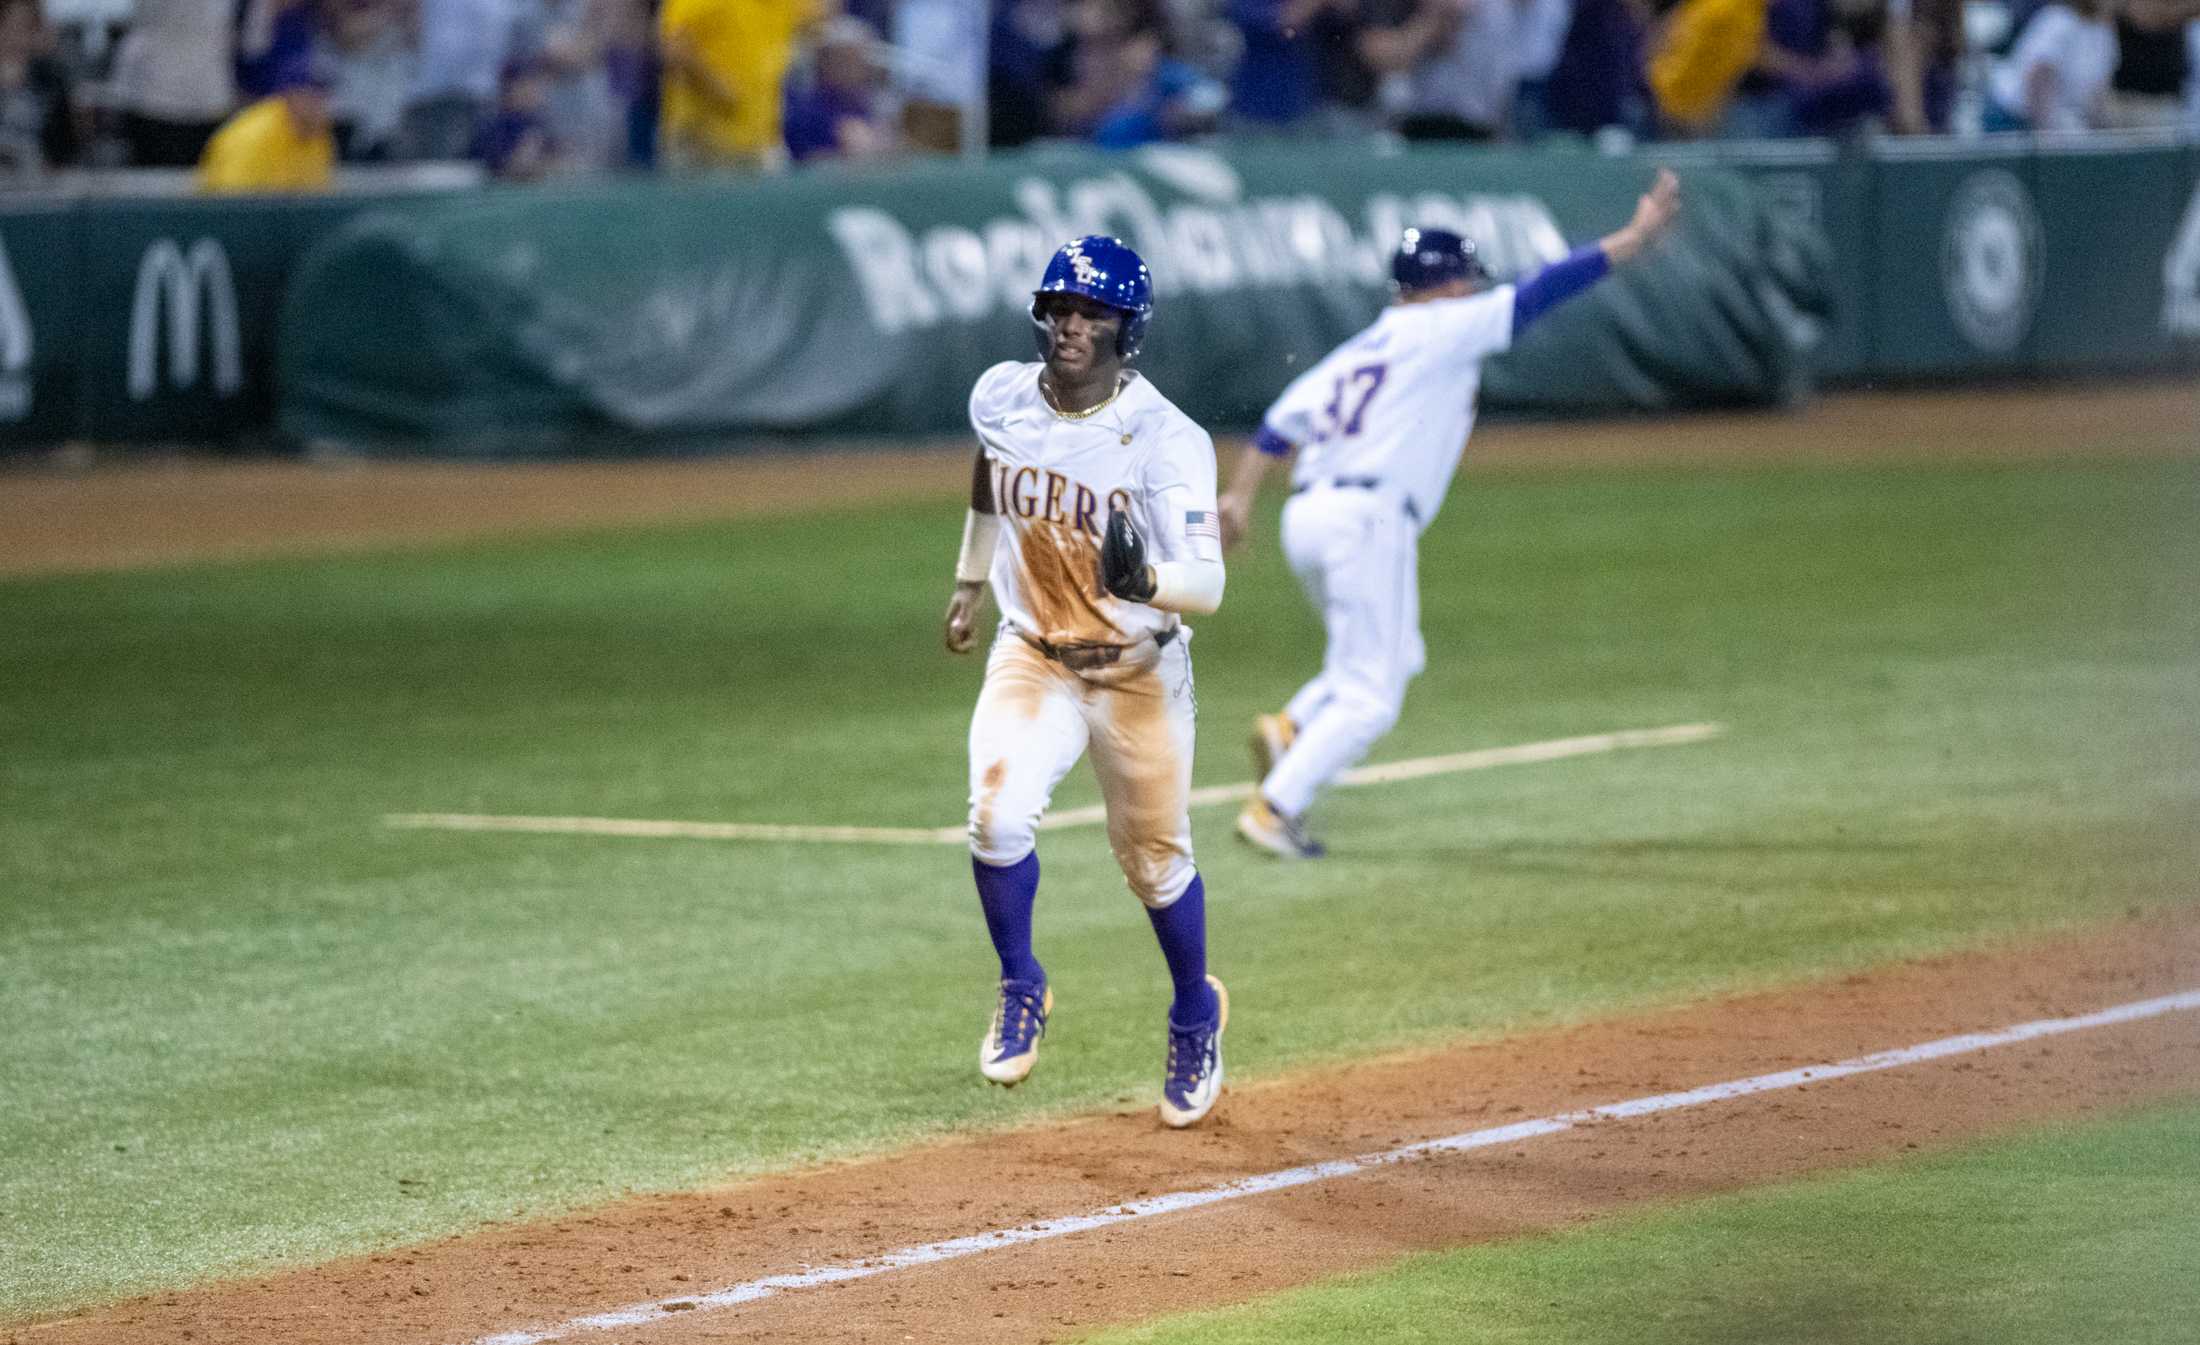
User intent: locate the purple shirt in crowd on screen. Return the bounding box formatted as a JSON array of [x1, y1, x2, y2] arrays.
[[783, 82, 875, 162], [1225, 0, 1320, 126]]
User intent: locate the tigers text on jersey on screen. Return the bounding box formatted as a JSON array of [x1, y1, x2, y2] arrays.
[[1262, 285, 1517, 530], [969, 360, 1221, 649]]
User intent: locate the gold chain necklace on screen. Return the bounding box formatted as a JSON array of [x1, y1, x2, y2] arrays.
[[1040, 373, 1125, 421]]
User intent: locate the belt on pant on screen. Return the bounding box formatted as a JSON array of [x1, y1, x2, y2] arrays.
[[1019, 624, 1177, 671], [1291, 475, 1422, 524]]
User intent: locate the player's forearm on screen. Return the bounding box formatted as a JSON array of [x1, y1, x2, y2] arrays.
[[1146, 558, 1225, 615], [1513, 170, 1673, 337], [1597, 220, 1655, 265], [1511, 245, 1611, 336], [957, 447, 1000, 584], [1225, 441, 1277, 497], [955, 510, 1000, 584]]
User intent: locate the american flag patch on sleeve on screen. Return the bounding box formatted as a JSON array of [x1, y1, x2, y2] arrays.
[[1186, 509, 1222, 560]]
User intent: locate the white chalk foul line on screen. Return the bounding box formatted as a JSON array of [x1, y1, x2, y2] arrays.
[[466, 986, 2200, 1345], [388, 722, 1724, 846], [381, 814, 962, 845]]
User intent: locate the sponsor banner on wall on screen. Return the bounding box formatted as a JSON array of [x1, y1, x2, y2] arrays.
[[0, 204, 81, 447], [278, 145, 1829, 449], [2158, 146, 2200, 340], [1639, 140, 1872, 380], [2, 138, 2193, 452], [73, 198, 376, 441], [0, 193, 427, 449], [1869, 137, 2200, 377], [1869, 143, 2046, 375], [2030, 143, 2199, 371]]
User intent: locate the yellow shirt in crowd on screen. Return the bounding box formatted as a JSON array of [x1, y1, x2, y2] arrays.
[[658, 0, 822, 165], [197, 97, 335, 194], [1648, 0, 1770, 132]]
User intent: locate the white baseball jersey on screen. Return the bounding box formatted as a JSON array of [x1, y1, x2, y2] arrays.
[[964, 360, 1219, 906], [969, 360, 1222, 649], [1262, 285, 1517, 530]]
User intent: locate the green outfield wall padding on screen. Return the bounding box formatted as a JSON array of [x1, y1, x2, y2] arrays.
[[274, 148, 1832, 451], [0, 202, 83, 445], [2030, 144, 2200, 371], [2, 138, 2194, 454], [72, 197, 380, 442], [0, 188, 449, 451], [1871, 145, 2044, 376], [1652, 143, 1877, 380], [1866, 139, 2200, 378]]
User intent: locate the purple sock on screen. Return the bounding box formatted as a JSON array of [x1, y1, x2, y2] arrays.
[[1146, 873, 1218, 1026], [973, 852, 1044, 985]]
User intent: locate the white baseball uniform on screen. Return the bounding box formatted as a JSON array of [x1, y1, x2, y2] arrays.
[[965, 360, 1223, 906], [1255, 283, 1517, 817]]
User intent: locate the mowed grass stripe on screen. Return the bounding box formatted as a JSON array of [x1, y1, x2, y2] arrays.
[[382, 723, 1725, 845]]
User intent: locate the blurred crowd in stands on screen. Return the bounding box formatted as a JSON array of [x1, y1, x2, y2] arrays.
[[3, 0, 2197, 190]]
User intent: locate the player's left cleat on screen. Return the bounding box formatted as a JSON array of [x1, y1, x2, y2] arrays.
[[1236, 794, 1327, 860], [980, 978, 1053, 1087], [1158, 975, 1228, 1128], [1249, 712, 1296, 779]]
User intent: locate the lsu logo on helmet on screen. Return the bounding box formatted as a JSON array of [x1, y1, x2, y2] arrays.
[[1030, 235, 1156, 358]]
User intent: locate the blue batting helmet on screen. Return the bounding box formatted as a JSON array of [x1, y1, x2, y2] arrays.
[[1030, 235, 1155, 358], [1390, 227, 1491, 295]]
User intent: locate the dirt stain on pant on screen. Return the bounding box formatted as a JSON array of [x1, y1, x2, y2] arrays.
[[966, 630, 1196, 902], [1080, 640, 1196, 905]]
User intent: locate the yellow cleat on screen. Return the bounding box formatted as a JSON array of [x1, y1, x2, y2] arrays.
[[1236, 794, 1327, 860], [1250, 712, 1296, 779]]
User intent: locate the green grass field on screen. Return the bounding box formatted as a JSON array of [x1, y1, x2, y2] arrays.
[[3, 449, 2197, 1321], [1085, 1098, 2200, 1345]]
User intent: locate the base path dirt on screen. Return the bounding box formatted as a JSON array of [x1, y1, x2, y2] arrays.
[[21, 908, 2199, 1345], [4, 381, 2194, 578]]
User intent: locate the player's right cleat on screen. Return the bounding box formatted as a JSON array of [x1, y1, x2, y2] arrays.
[[1249, 712, 1296, 779], [1159, 975, 1228, 1128], [1236, 794, 1327, 860], [980, 978, 1053, 1086]]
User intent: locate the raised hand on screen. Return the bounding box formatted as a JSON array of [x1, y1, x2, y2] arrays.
[[1603, 168, 1682, 264], [1629, 168, 1682, 244]]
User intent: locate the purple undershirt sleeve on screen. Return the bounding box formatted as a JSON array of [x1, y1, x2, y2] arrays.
[[1252, 424, 1295, 458], [1511, 244, 1612, 337]]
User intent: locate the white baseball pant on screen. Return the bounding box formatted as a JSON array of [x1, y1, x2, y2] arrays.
[[967, 628, 1201, 907], [1262, 484, 1425, 818]]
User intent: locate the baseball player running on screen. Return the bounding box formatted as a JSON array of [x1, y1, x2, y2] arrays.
[[943, 235, 1231, 1128], [1219, 170, 1683, 859]]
